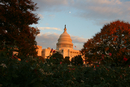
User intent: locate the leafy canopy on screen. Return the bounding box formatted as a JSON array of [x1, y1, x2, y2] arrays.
[[81, 20, 130, 67], [0, 0, 40, 58]]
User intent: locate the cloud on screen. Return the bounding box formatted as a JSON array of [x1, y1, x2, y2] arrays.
[[71, 35, 88, 43], [48, 14, 55, 20], [38, 14, 44, 19], [38, 27, 62, 31], [33, 0, 130, 25], [36, 33, 60, 49], [32, 0, 69, 12], [73, 0, 130, 23], [95, 20, 114, 26], [49, 15, 55, 17], [88, 0, 122, 5], [36, 32, 88, 50], [71, 36, 88, 50]]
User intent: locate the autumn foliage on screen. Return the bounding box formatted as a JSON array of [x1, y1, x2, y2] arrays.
[[1, 47, 130, 87], [81, 20, 130, 67], [71, 55, 83, 65], [49, 52, 64, 64], [0, 0, 40, 58]]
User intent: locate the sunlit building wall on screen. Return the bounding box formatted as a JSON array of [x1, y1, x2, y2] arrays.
[[36, 45, 42, 56], [42, 25, 81, 60], [37, 25, 82, 60]]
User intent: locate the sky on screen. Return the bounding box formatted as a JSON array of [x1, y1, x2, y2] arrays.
[[31, 0, 130, 50]]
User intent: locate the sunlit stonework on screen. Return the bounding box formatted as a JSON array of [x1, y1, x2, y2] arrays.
[[56, 25, 73, 50], [37, 25, 81, 60]]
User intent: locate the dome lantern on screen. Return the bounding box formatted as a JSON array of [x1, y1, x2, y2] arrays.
[[64, 25, 67, 32]]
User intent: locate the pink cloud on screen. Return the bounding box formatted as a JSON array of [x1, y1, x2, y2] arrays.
[[36, 32, 88, 50]]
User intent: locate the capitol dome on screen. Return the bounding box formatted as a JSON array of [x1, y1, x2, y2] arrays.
[[56, 25, 73, 50]]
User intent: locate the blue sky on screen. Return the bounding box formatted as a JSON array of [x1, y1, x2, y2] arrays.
[[32, 0, 130, 50]]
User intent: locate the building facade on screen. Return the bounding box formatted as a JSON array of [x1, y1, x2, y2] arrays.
[[36, 45, 42, 56], [37, 25, 81, 60]]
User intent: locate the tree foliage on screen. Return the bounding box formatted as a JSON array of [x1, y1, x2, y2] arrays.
[[71, 55, 83, 65], [81, 20, 130, 67], [50, 52, 63, 64], [1, 45, 130, 87], [63, 56, 70, 65], [0, 0, 40, 58]]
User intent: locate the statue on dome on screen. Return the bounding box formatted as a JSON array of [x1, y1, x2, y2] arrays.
[[64, 25, 67, 32]]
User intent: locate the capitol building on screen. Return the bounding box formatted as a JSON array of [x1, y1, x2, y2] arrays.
[[37, 25, 81, 61]]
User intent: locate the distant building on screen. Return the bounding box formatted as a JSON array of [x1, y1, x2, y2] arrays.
[[37, 25, 82, 61], [36, 45, 42, 56], [42, 47, 52, 58]]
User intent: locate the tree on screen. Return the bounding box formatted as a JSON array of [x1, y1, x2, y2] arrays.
[[63, 56, 70, 65], [38, 56, 45, 63], [0, 0, 40, 58], [71, 55, 83, 65], [81, 20, 130, 67], [50, 52, 63, 64]]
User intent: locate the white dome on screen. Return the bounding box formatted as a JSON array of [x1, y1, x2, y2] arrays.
[[56, 25, 73, 50]]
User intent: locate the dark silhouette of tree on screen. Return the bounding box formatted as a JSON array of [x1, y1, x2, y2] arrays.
[[50, 52, 63, 64], [81, 20, 130, 67], [63, 56, 70, 65], [38, 56, 45, 63], [71, 55, 83, 65], [0, 0, 40, 58]]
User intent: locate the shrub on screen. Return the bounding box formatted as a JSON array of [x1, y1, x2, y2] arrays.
[[49, 52, 63, 65], [71, 55, 83, 65], [1, 48, 130, 87], [63, 56, 70, 65]]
